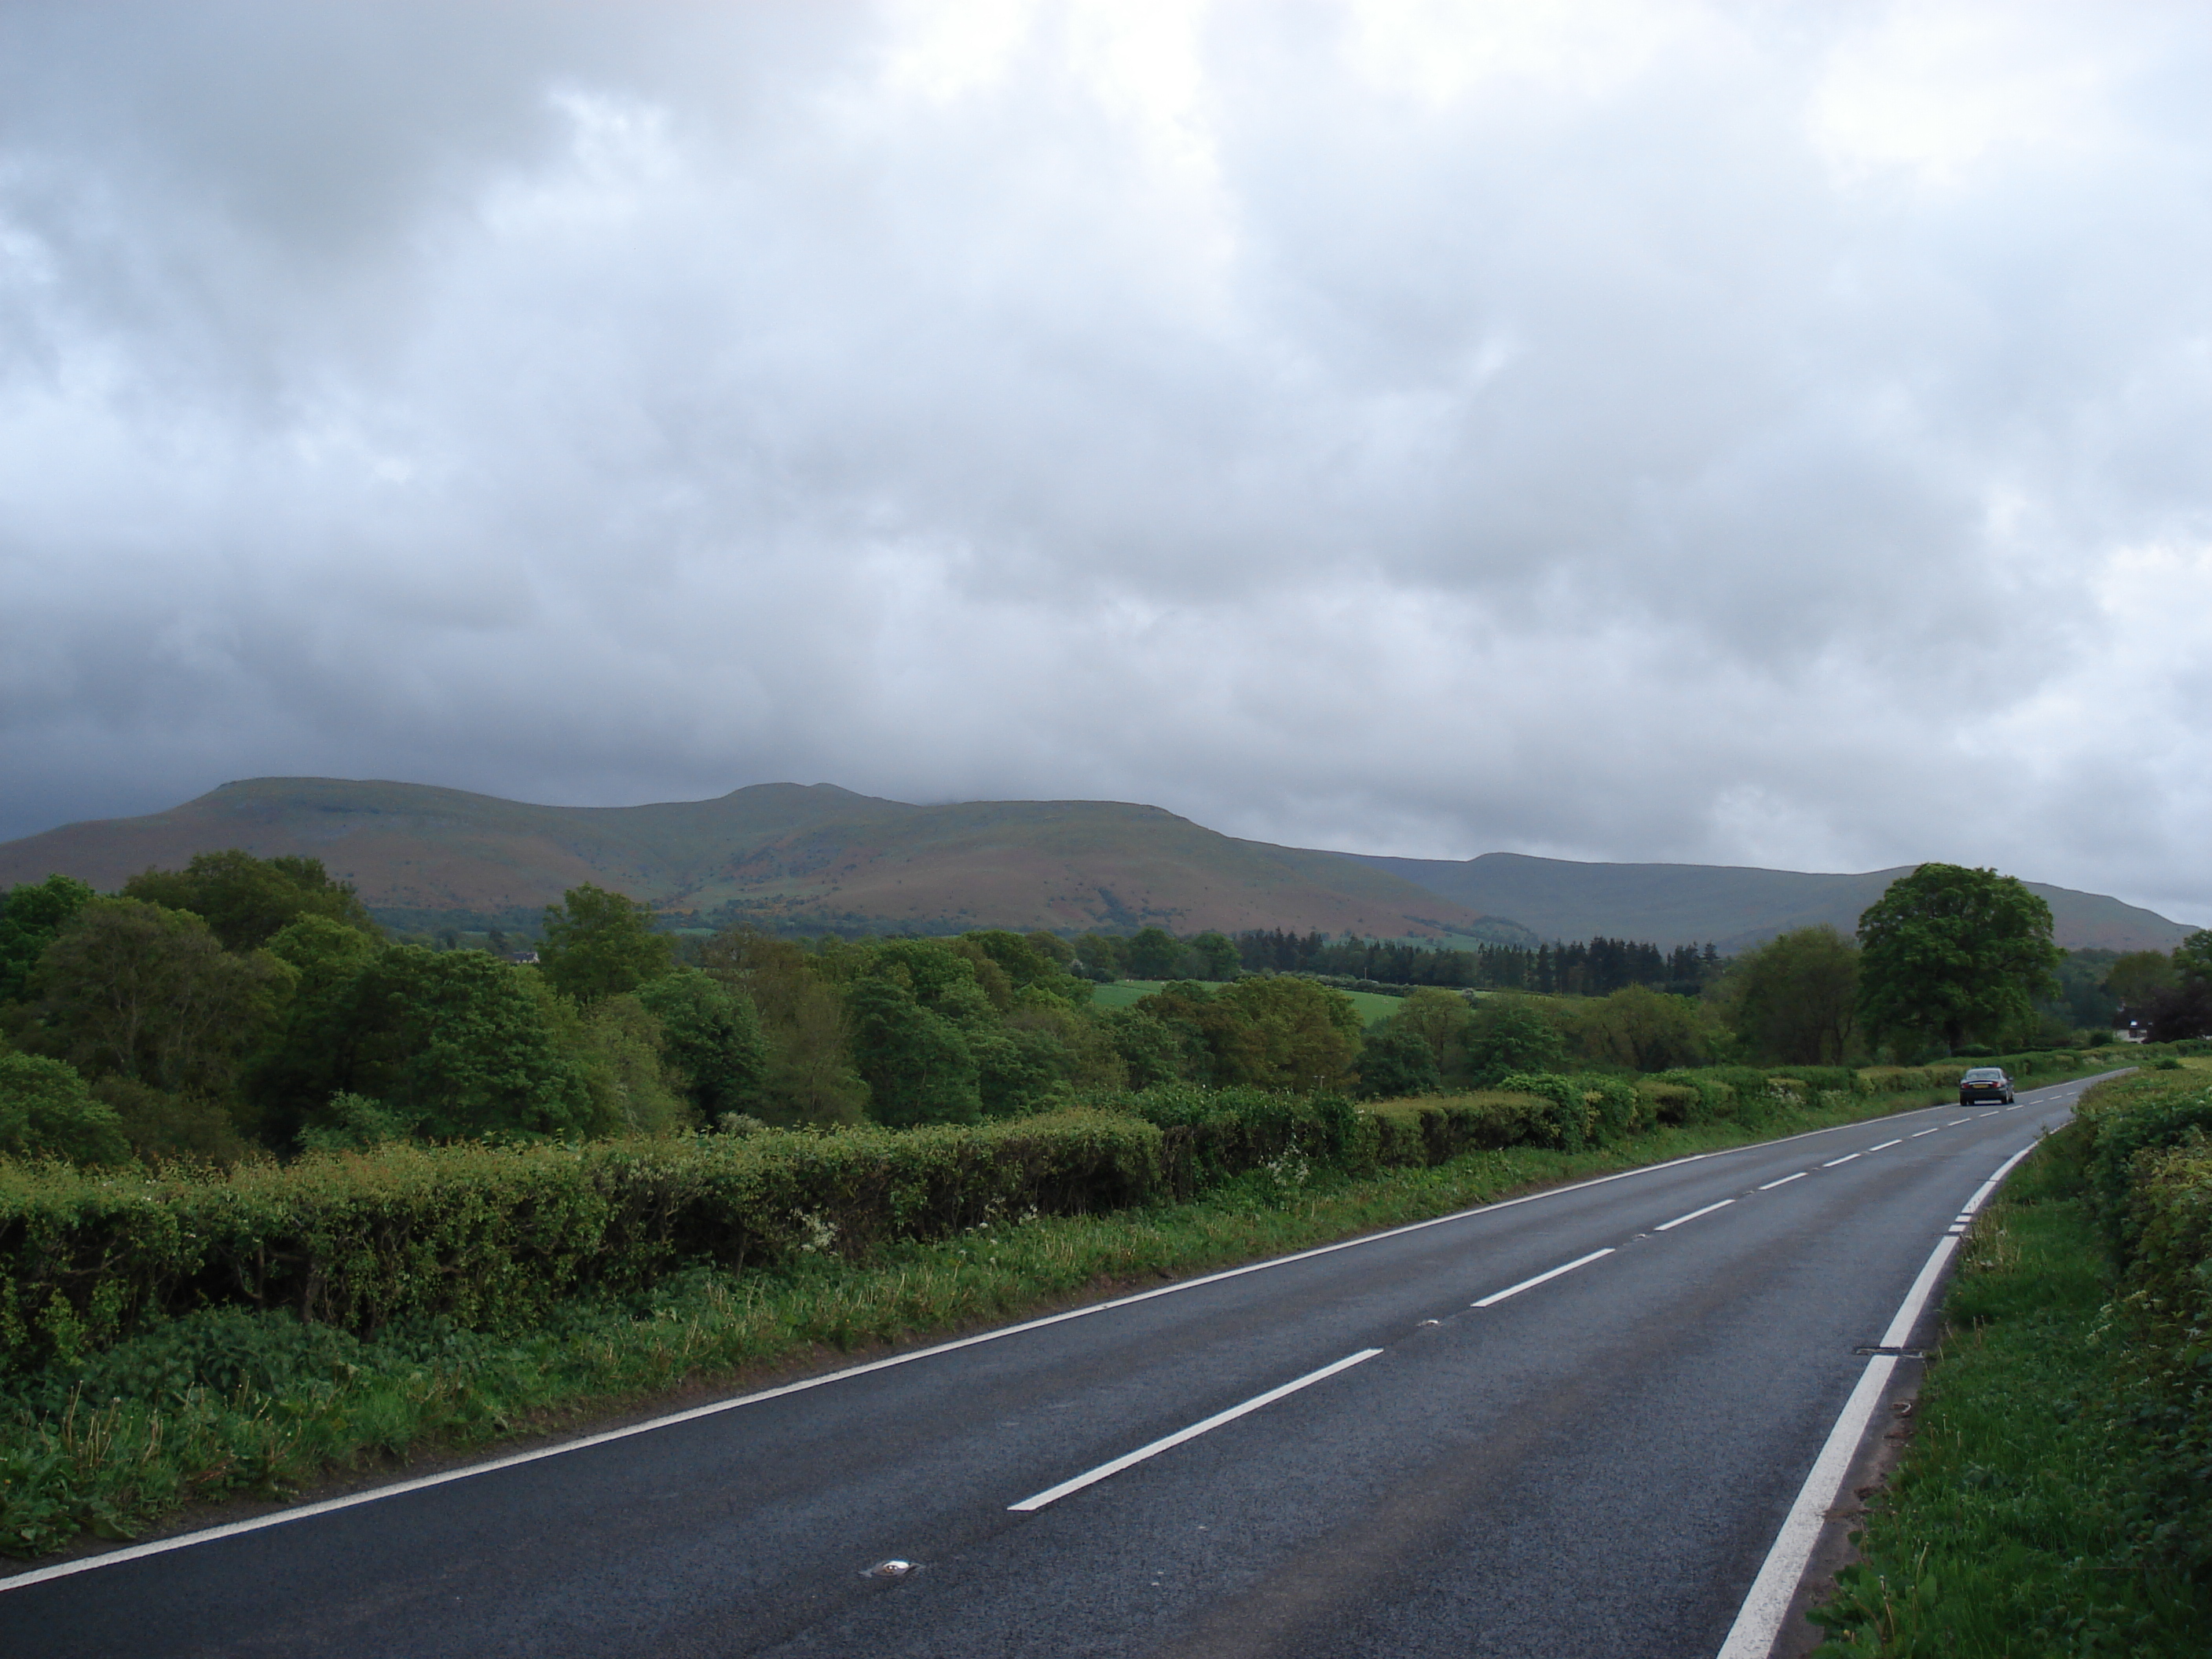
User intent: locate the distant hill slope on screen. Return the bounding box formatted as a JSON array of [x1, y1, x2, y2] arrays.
[[2, 778, 2192, 953], [0, 778, 1527, 942], [1340, 850, 2199, 954]]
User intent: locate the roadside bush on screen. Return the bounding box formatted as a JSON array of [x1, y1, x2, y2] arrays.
[[0, 1111, 1166, 1372], [0, 1056, 127, 1166], [1360, 1092, 1557, 1164]]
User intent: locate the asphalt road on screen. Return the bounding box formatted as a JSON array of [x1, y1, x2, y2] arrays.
[[2, 1075, 2103, 1658]]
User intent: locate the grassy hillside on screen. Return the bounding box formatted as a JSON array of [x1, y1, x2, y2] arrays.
[[0, 778, 1511, 941], [3, 776, 2193, 950], [1343, 849, 2198, 953]]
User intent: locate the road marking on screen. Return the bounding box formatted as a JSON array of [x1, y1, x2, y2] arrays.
[[1716, 1138, 2044, 1659], [1910, 1128, 1940, 1137], [1654, 1199, 1734, 1232], [1948, 1119, 1971, 1126], [1867, 1139, 1902, 1151], [1756, 1173, 1805, 1191], [1979, 1111, 2001, 1118], [1007, 1350, 1382, 1512], [1821, 1153, 1860, 1167], [1473, 1248, 1615, 1308], [0, 1071, 2124, 1596]]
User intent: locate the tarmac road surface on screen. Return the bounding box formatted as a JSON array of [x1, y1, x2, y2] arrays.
[[0, 1074, 2104, 1658]]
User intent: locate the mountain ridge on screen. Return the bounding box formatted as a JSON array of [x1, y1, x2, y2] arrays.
[[0, 777, 2195, 953]]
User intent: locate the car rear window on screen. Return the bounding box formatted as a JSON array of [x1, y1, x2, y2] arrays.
[[1964, 1068, 2003, 1080]]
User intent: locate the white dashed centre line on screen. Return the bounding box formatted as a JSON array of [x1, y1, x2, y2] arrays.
[[1910, 1128, 1941, 1138], [1007, 1349, 1382, 1513], [1947, 1119, 1971, 1126], [1757, 1173, 1806, 1191], [1473, 1248, 1615, 1309], [1867, 1139, 1902, 1151], [1821, 1154, 1860, 1168], [1654, 1199, 1735, 1232]]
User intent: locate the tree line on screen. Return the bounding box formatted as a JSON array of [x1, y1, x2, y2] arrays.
[[2, 852, 2195, 1168]]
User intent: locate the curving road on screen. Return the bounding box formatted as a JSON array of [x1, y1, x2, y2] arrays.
[[1, 1075, 2103, 1658]]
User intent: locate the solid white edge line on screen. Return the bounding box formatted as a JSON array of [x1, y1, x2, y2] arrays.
[[1006, 1348, 1382, 1513], [1713, 1137, 2049, 1659], [1756, 1173, 1805, 1191], [1472, 1247, 1615, 1307], [1654, 1199, 1735, 1232], [0, 1080, 2105, 1596]]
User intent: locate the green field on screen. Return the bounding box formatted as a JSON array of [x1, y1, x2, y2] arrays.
[[1089, 979, 1404, 1026]]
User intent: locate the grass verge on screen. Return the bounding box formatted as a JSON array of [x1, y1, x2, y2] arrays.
[[0, 1070, 2112, 1563], [1806, 1123, 2212, 1656]]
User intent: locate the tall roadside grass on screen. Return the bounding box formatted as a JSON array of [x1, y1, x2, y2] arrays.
[[1807, 1076, 2212, 1656], [1, 1086, 1943, 1561]]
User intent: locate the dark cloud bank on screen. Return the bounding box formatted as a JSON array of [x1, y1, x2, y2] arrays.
[[2, 2, 2208, 921]]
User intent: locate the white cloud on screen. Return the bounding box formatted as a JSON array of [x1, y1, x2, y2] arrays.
[[1, 0, 2209, 921]]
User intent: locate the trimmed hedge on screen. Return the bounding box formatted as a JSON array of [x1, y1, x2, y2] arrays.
[[0, 1110, 1165, 1373], [2073, 1071, 2212, 1580]]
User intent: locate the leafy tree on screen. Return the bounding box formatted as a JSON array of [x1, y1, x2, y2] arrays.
[[1188, 931, 1240, 981], [1856, 864, 2060, 1053], [1574, 984, 1716, 1072], [1357, 1026, 1439, 1099], [694, 928, 864, 1125], [1071, 932, 1125, 982], [1388, 988, 1473, 1075], [296, 947, 593, 1142], [969, 1025, 1066, 1115], [1098, 1006, 1192, 1088], [1463, 995, 1566, 1083], [635, 969, 768, 1118], [2104, 950, 2177, 1016], [957, 930, 1091, 1004], [1124, 926, 1186, 980], [123, 850, 375, 952], [2140, 933, 2212, 1042], [0, 1053, 129, 1164], [565, 993, 690, 1137], [1023, 929, 1075, 966], [1152, 975, 1362, 1093], [1721, 925, 1859, 1064], [2174, 929, 2212, 989], [0, 874, 95, 1004], [30, 897, 293, 1100], [538, 884, 674, 1002], [844, 976, 980, 1125], [244, 916, 389, 1144]]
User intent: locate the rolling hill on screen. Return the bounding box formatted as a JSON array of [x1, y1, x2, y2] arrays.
[[1341, 850, 2199, 954], [0, 778, 1529, 943], [0, 777, 2195, 953]]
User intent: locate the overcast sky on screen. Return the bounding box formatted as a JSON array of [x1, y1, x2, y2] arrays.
[[3, 1, 2209, 920]]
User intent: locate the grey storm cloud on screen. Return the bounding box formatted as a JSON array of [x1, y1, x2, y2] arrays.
[[2, 1, 2210, 919]]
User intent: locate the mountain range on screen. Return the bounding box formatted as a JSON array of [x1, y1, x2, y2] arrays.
[[0, 777, 2196, 954]]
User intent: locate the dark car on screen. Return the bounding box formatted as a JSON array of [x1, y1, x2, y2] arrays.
[[1959, 1066, 2015, 1105]]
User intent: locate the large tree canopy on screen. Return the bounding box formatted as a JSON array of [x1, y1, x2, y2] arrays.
[[1723, 925, 1861, 1064], [539, 884, 676, 1002], [1856, 864, 2060, 1053], [123, 850, 375, 953], [0, 873, 96, 1005]]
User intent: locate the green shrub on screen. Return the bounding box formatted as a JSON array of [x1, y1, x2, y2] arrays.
[[0, 1110, 1166, 1372], [0, 1056, 127, 1166], [1492, 1073, 1595, 1150], [1359, 1091, 1558, 1163]]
